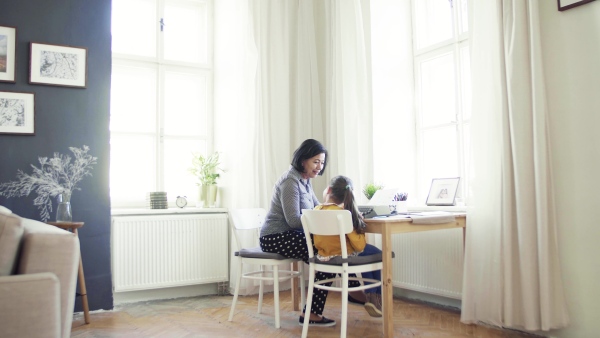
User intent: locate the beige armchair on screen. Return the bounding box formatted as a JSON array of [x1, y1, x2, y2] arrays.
[[0, 207, 80, 338]]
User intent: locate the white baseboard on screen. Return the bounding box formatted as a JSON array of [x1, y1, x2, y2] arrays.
[[113, 283, 220, 305]]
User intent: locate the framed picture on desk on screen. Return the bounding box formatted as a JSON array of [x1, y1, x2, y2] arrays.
[[426, 177, 460, 206]]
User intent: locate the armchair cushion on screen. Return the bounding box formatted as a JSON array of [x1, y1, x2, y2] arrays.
[[0, 212, 24, 276]]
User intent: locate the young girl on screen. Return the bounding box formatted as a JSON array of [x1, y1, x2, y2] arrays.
[[313, 175, 383, 317]]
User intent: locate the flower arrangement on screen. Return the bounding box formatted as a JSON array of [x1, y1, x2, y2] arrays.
[[0, 145, 97, 221], [189, 151, 224, 186]]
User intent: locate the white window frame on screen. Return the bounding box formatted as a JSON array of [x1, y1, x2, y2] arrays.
[[412, 0, 470, 204], [110, 0, 214, 208]]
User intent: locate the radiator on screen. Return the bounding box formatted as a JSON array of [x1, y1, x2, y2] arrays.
[[112, 213, 229, 292], [390, 228, 463, 299]]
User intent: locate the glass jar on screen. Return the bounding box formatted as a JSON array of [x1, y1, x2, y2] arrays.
[[56, 192, 72, 222]]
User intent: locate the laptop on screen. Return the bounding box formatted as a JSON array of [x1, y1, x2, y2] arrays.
[[358, 188, 399, 218]]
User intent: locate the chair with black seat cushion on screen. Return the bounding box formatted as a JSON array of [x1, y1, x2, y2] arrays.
[[300, 209, 384, 338], [228, 208, 305, 328]]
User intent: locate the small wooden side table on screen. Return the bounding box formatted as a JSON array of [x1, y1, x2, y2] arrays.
[[47, 221, 91, 324]]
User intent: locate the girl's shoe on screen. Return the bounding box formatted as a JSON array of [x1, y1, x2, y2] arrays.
[[364, 293, 383, 317], [348, 294, 365, 305]]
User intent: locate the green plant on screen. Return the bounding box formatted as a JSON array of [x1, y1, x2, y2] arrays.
[[363, 182, 384, 200], [189, 151, 224, 186]]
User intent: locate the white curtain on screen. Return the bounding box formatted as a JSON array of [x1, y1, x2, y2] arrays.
[[216, 0, 372, 294], [461, 0, 569, 331], [323, 0, 373, 192]]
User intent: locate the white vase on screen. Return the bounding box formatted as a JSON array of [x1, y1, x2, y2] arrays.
[[197, 185, 218, 208]]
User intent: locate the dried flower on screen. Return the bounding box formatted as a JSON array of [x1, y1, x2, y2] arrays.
[[0, 145, 97, 221]]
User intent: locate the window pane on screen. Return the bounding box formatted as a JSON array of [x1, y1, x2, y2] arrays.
[[421, 126, 458, 199], [419, 52, 456, 127], [163, 139, 207, 204], [163, 69, 208, 136], [460, 46, 471, 121], [164, 0, 208, 64], [110, 134, 156, 203], [110, 63, 157, 133], [460, 0, 469, 34], [112, 0, 157, 57], [414, 0, 453, 49]]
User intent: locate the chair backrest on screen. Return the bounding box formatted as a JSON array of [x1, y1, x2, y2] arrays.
[[300, 209, 354, 259], [229, 208, 267, 251]]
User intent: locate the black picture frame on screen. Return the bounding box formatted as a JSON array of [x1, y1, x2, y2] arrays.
[[29, 42, 88, 88], [0, 25, 17, 83], [0, 91, 35, 135], [558, 0, 596, 11]]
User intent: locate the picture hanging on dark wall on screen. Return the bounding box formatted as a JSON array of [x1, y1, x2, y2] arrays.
[[29, 42, 87, 88], [0, 25, 17, 83], [558, 0, 596, 11], [0, 91, 35, 135]]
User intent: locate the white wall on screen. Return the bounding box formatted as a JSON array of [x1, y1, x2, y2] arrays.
[[539, 2, 600, 337]]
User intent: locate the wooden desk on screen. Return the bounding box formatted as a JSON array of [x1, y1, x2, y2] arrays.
[[364, 214, 466, 337], [47, 221, 91, 324]]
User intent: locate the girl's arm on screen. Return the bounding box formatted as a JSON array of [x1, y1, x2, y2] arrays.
[[347, 231, 366, 253]]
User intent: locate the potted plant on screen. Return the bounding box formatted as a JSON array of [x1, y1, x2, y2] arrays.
[[362, 182, 384, 201], [189, 151, 223, 207]]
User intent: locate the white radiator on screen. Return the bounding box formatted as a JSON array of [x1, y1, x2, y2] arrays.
[[112, 213, 229, 292], [390, 228, 464, 299]]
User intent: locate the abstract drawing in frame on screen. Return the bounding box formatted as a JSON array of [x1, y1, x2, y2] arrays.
[[0, 25, 17, 83], [0, 91, 35, 135], [29, 42, 87, 88], [425, 177, 461, 206]]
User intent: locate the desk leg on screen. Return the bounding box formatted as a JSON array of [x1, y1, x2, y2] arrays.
[[74, 229, 90, 324], [381, 226, 393, 337], [291, 262, 299, 311]]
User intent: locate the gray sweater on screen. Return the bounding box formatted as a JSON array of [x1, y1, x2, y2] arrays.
[[260, 166, 320, 237]]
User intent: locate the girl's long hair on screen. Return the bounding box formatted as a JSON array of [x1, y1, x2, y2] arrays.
[[328, 175, 366, 234]]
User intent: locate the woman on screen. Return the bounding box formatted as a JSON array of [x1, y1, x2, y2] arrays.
[[259, 139, 366, 327]]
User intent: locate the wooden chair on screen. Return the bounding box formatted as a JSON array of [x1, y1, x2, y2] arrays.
[[300, 209, 383, 338], [228, 208, 305, 328]]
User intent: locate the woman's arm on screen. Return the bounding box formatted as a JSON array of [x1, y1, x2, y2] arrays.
[[279, 179, 303, 229]]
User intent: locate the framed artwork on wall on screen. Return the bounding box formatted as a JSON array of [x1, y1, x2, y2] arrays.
[[0, 25, 17, 83], [0, 91, 35, 135], [29, 42, 88, 88], [425, 177, 460, 206], [558, 0, 596, 11]]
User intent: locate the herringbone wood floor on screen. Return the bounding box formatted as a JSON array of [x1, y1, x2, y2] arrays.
[[70, 290, 542, 338]]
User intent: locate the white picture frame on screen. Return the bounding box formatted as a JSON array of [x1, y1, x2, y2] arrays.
[[29, 42, 87, 88], [425, 177, 460, 206], [0, 91, 35, 135]]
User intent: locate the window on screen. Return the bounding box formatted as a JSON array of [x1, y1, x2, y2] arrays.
[[413, 0, 470, 203], [110, 0, 213, 207]]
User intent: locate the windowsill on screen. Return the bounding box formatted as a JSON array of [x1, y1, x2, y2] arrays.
[[111, 207, 228, 216]]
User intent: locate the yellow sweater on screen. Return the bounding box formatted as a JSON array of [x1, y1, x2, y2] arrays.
[[313, 204, 366, 260]]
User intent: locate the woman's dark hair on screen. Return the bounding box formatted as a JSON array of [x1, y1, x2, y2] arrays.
[[327, 175, 366, 234], [291, 139, 328, 176]]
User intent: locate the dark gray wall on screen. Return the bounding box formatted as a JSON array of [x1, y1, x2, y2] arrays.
[[0, 0, 113, 311]]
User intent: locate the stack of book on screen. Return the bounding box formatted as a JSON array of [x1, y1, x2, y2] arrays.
[[147, 192, 168, 209]]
